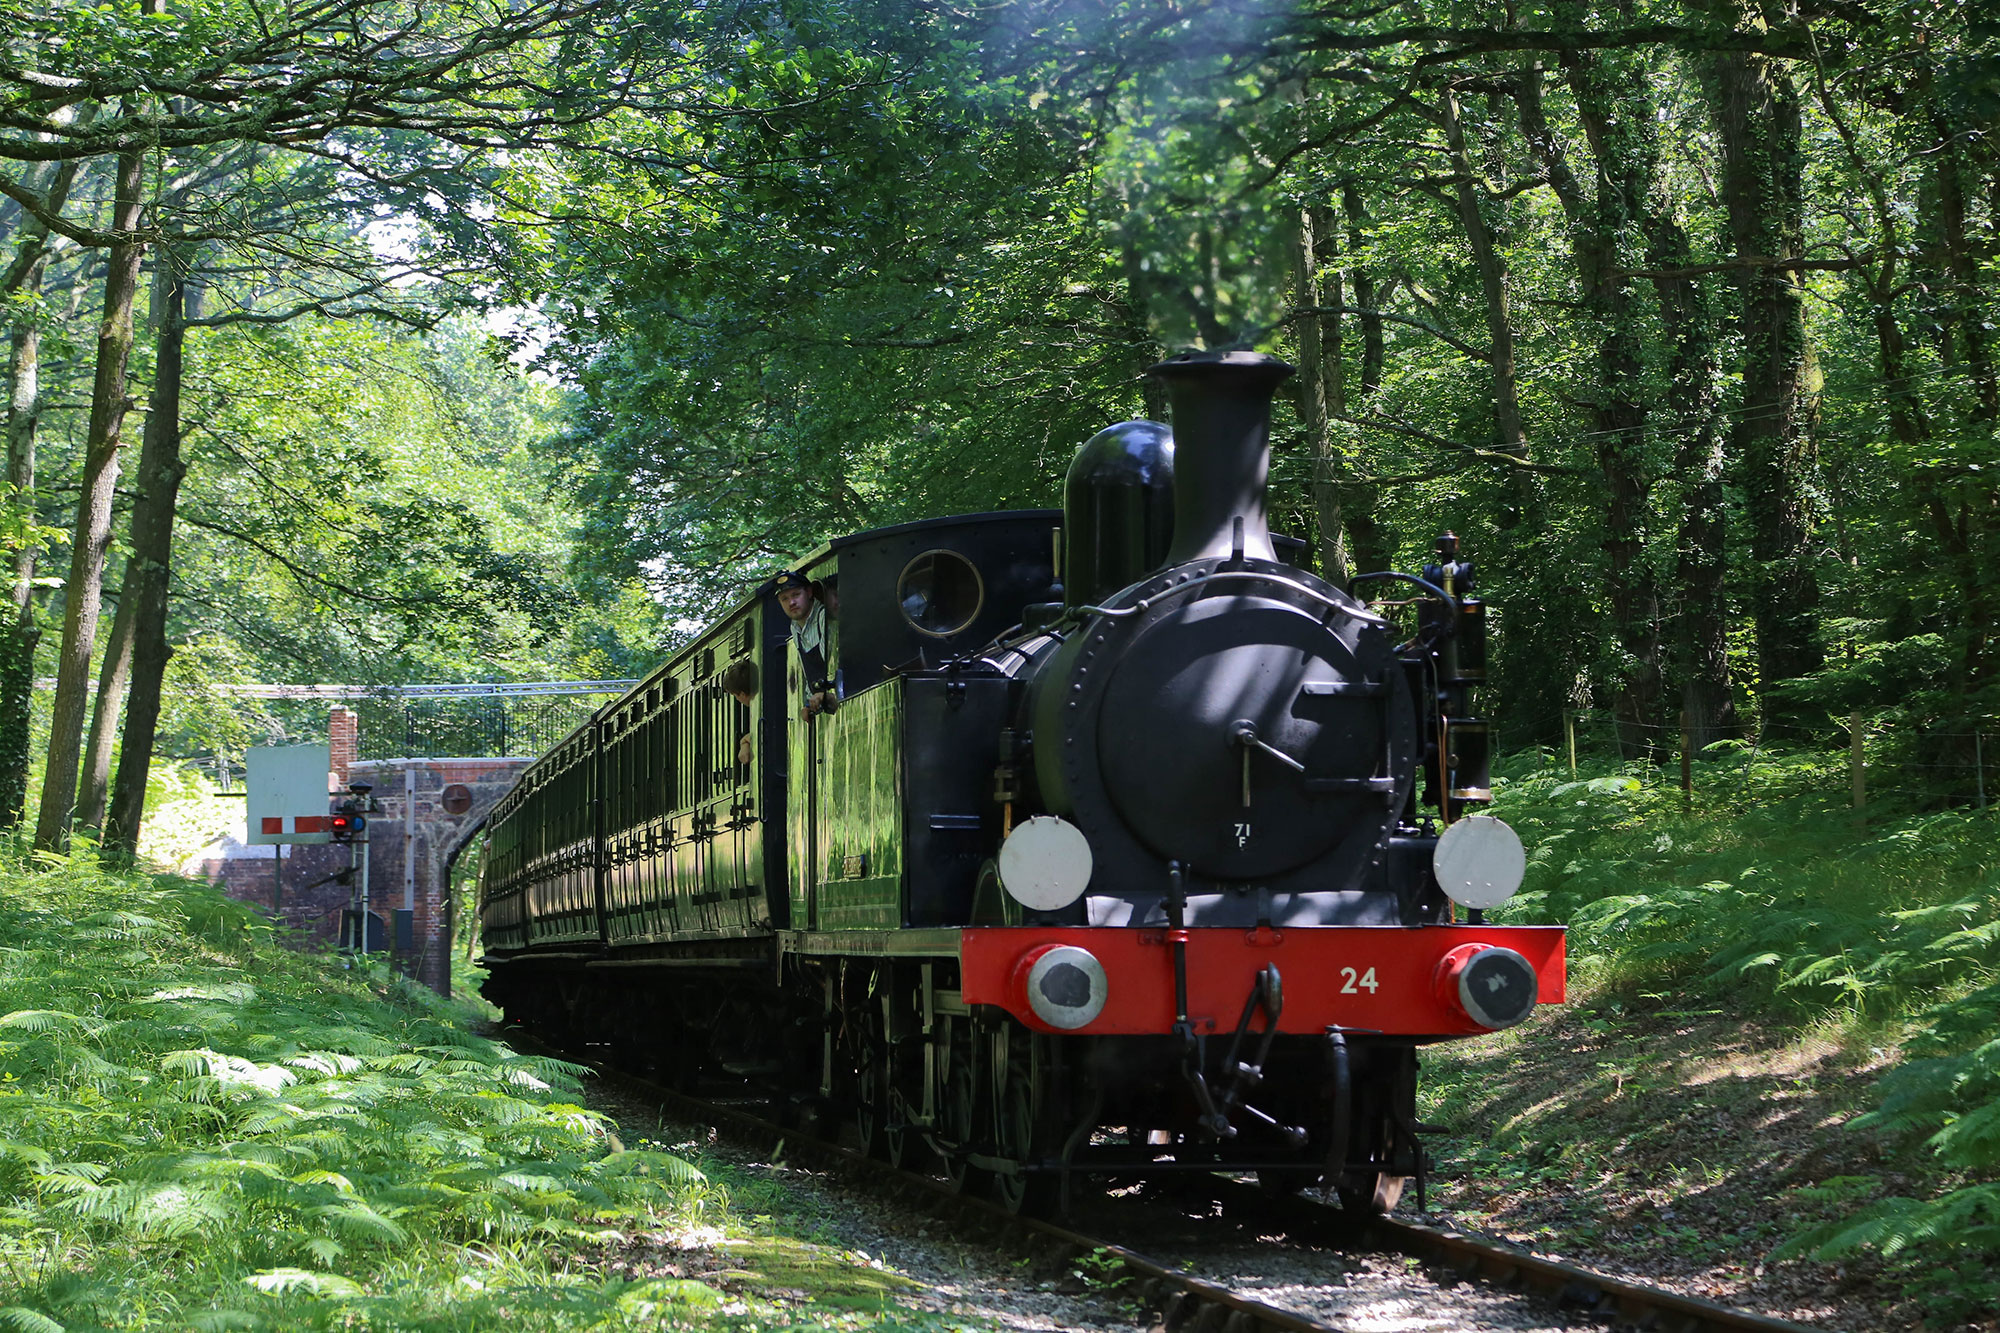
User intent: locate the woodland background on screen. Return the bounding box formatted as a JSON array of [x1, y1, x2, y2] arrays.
[[4, 0, 1998, 851], [4, 0, 2000, 1321]]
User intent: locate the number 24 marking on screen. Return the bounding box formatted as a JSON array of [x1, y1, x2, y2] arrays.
[[1340, 967, 1379, 994]]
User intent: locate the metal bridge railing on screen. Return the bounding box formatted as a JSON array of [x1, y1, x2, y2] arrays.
[[210, 682, 638, 769]]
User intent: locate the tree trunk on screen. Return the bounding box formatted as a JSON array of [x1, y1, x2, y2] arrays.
[[74, 561, 133, 834], [35, 146, 145, 852], [0, 310, 45, 834], [1626, 66, 1730, 748], [1931, 106, 1998, 423], [106, 251, 196, 859], [0, 157, 83, 831], [1294, 205, 1350, 585], [1435, 85, 1567, 738], [1647, 208, 1734, 748], [1711, 51, 1821, 694], [1519, 58, 1665, 755], [1119, 229, 1168, 421], [1914, 100, 1997, 692], [1337, 181, 1389, 576], [1438, 85, 1528, 460]]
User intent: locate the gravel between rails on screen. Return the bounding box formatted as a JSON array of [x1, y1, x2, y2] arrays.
[[587, 1077, 1148, 1330], [1074, 1187, 1588, 1333], [579, 1067, 1591, 1333], [1166, 1246, 1580, 1332]]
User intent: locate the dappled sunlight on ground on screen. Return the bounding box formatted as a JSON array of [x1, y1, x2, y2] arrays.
[[1416, 990, 1948, 1329]]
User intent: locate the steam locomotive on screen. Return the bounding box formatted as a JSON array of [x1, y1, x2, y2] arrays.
[[478, 350, 1565, 1214]]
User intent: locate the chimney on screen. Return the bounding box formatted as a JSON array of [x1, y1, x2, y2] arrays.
[[1151, 350, 1295, 566], [329, 706, 358, 786]]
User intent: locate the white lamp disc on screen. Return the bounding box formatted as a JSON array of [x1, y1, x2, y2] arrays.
[[998, 816, 1094, 912], [1432, 814, 1526, 909]]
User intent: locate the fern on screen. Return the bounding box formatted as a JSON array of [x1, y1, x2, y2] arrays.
[[0, 847, 711, 1327], [242, 1268, 365, 1298], [308, 1200, 410, 1245], [0, 1010, 91, 1033], [1777, 1186, 2000, 1261], [1493, 746, 2000, 1313], [0, 1308, 65, 1333]]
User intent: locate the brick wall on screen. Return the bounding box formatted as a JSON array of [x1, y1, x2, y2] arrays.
[[348, 756, 529, 995], [196, 840, 358, 949]]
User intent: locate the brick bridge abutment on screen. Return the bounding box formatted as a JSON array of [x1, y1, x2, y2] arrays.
[[190, 706, 532, 995]]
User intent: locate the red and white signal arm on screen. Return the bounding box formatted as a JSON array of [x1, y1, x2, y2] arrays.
[[246, 744, 336, 845]]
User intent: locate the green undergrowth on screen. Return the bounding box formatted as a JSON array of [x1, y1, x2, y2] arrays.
[[0, 852, 968, 1332], [1440, 745, 2000, 1318]]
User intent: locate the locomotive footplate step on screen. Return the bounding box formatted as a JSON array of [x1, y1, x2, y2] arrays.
[[999, 1154, 1352, 1173]]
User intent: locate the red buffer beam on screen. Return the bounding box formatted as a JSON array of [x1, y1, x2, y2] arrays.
[[960, 925, 1566, 1037]]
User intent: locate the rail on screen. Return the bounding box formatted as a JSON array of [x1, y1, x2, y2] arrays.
[[517, 1028, 1817, 1333]]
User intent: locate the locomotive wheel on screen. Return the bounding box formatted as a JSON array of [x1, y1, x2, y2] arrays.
[[854, 1042, 889, 1158], [1334, 1110, 1408, 1214], [987, 1032, 1056, 1215], [852, 1011, 905, 1164], [886, 1040, 935, 1172], [988, 1068, 1055, 1214], [775, 996, 825, 1131], [1336, 1173, 1407, 1214], [942, 1026, 991, 1195]]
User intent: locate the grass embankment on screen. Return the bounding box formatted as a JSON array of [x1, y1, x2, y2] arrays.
[[0, 855, 978, 1332], [1422, 747, 2000, 1324]]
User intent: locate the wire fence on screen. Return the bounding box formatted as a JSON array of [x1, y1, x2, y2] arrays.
[[1533, 707, 2000, 812]]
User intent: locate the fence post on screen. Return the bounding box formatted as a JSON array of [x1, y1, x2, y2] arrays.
[[1680, 708, 1693, 812], [1565, 709, 1577, 777], [1850, 712, 1867, 815]]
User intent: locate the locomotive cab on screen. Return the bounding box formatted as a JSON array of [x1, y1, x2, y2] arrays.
[[780, 513, 1059, 931]]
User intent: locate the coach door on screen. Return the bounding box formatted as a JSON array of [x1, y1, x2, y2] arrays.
[[787, 654, 818, 930], [713, 619, 764, 932], [695, 654, 741, 933]]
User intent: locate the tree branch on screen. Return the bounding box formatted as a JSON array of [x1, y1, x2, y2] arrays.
[[175, 511, 412, 606], [1273, 303, 1492, 362], [1334, 410, 1587, 475]]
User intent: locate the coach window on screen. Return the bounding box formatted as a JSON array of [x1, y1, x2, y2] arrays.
[[721, 657, 757, 781], [898, 549, 984, 638], [612, 720, 629, 829], [646, 708, 665, 821], [665, 693, 681, 815], [698, 680, 714, 797]]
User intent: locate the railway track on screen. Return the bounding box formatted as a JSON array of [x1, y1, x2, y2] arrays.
[[530, 1030, 1817, 1333]]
